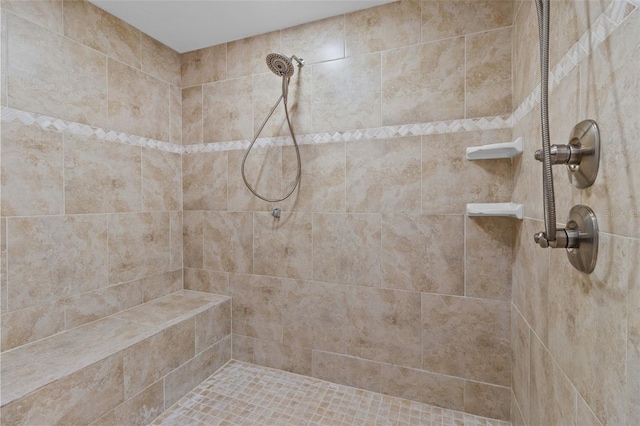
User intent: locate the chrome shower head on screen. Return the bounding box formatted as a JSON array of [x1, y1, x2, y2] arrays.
[[266, 53, 294, 77]]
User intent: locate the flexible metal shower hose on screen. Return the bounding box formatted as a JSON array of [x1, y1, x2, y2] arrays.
[[241, 75, 302, 202]]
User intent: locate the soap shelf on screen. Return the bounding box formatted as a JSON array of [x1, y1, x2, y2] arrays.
[[466, 202, 524, 219], [466, 137, 523, 160]]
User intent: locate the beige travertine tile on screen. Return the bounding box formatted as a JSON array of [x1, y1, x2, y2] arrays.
[[465, 217, 514, 301], [232, 334, 255, 364], [181, 86, 202, 145], [164, 335, 231, 407], [379, 364, 465, 411], [195, 300, 231, 353], [253, 212, 313, 280], [466, 27, 512, 118], [137, 269, 182, 304], [511, 105, 543, 221], [7, 215, 108, 310], [421, 0, 513, 43], [629, 237, 640, 423], [312, 213, 381, 287], [227, 146, 282, 212], [346, 137, 421, 213], [1, 11, 7, 106], [252, 338, 312, 376], [281, 143, 346, 212], [1, 218, 6, 313], [181, 43, 227, 88], [1, 0, 63, 33], [92, 380, 164, 426], [7, 13, 107, 126], [184, 268, 228, 295], [123, 319, 195, 398], [312, 350, 382, 393], [170, 211, 183, 270], [512, 392, 526, 426], [203, 77, 253, 142], [140, 33, 181, 87], [108, 59, 170, 141], [345, 0, 420, 57], [113, 293, 212, 327], [108, 212, 170, 284], [529, 333, 577, 426], [382, 214, 464, 295], [229, 273, 282, 341], [1, 121, 63, 216], [281, 15, 344, 64], [203, 211, 252, 274], [142, 148, 182, 211], [1, 353, 124, 425], [422, 130, 513, 215], [578, 394, 604, 426], [282, 279, 347, 353], [347, 286, 421, 368], [464, 381, 511, 421], [65, 133, 141, 214], [312, 53, 381, 132], [512, 0, 538, 110], [182, 151, 227, 211], [169, 85, 182, 145], [252, 68, 312, 138], [227, 31, 281, 78], [182, 211, 203, 269], [63, 0, 140, 68], [421, 294, 510, 386], [511, 306, 530, 425], [1, 301, 65, 350]]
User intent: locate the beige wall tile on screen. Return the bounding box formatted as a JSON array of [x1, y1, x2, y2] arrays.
[[7, 215, 108, 311], [347, 286, 421, 368], [227, 146, 282, 212], [1, 122, 63, 216], [63, 0, 140, 68], [1, 0, 63, 33], [181, 43, 227, 88], [123, 319, 195, 398], [108, 59, 170, 141], [423, 130, 513, 212], [140, 33, 181, 87], [137, 269, 182, 303], [1, 11, 7, 107], [182, 211, 203, 269], [195, 300, 231, 353], [382, 38, 465, 125], [92, 380, 164, 426], [169, 85, 182, 145], [108, 212, 170, 284], [512, 0, 538, 110], [511, 306, 530, 425], [311, 350, 381, 393], [181, 86, 203, 145], [421, 294, 510, 386], [170, 211, 183, 270], [346, 137, 421, 213], [203, 77, 253, 142], [346, 0, 420, 57], [227, 31, 281, 78], [232, 334, 255, 364], [1, 218, 6, 313], [203, 212, 253, 274], [142, 149, 181, 212], [65, 134, 141, 214], [382, 214, 464, 295], [421, 0, 513, 43], [182, 151, 227, 211], [184, 268, 228, 295], [252, 338, 312, 376], [578, 394, 604, 426], [312, 213, 381, 287], [629, 238, 640, 424], [312, 53, 381, 132], [465, 217, 514, 301], [464, 381, 511, 421], [230, 273, 282, 341], [1, 301, 65, 350], [282, 279, 348, 353], [466, 27, 512, 118], [511, 106, 543, 221], [512, 392, 526, 426], [253, 212, 313, 280], [281, 15, 344, 64], [7, 14, 107, 126]]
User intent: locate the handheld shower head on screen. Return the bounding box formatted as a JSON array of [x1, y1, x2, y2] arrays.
[[266, 53, 294, 77]]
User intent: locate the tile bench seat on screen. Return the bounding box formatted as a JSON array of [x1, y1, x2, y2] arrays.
[[1, 290, 231, 426]]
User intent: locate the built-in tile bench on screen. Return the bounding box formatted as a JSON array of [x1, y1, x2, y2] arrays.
[[1, 290, 231, 426]]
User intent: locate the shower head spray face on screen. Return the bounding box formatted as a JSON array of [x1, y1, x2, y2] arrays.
[[266, 53, 294, 77]]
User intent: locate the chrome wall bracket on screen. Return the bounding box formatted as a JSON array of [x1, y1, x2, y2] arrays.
[[535, 119, 600, 188]]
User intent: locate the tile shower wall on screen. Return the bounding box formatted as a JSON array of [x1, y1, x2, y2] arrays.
[[511, 1, 640, 425], [181, 0, 515, 420], [0, 0, 183, 350]]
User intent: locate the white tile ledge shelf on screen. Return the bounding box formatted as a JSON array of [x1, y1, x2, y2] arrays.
[[466, 137, 523, 160], [466, 202, 524, 219]]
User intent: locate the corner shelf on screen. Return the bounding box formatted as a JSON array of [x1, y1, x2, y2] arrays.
[[466, 202, 524, 219], [466, 137, 523, 160]]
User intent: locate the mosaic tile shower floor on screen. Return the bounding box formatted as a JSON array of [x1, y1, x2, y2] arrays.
[[151, 361, 511, 426]]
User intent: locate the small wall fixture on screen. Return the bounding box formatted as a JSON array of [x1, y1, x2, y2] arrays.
[[466, 137, 523, 160]]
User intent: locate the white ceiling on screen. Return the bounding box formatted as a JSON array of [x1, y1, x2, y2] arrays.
[[89, 1, 395, 54]]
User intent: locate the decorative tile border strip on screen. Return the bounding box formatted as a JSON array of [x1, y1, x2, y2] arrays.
[[2, 0, 636, 154]]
